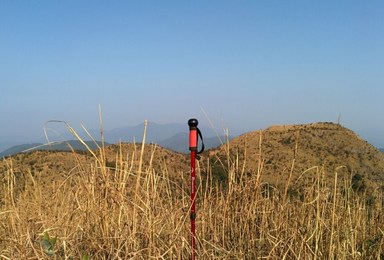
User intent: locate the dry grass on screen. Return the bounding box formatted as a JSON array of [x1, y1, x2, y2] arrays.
[[1, 122, 384, 259]]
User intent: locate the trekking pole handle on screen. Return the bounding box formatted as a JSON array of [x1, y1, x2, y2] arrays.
[[188, 118, 198, 151]]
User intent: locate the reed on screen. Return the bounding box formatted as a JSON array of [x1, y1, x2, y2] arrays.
[[0, 122, 383, 259]]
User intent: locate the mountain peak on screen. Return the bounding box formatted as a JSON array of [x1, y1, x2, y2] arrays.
[[212, 122, 384, 190]]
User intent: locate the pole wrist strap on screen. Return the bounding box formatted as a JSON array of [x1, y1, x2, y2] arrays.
[[196, 127, 205, 158]]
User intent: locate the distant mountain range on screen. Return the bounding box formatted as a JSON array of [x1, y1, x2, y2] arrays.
[[2, 122, 383, 192], [94, 121, 230, 145], [0, 122, 233, 157], [158, 132, 230, 153], [0, 140, 105, 158]]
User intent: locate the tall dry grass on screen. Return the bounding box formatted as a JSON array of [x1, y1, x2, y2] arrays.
[[1, 122, 384, 259]]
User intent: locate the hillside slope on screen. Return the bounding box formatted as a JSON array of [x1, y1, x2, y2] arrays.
[[0, 143, 188, 194], [210, 122, 384, 190], [1, 123, 384, 258], [0, 140, 107, 158], [2, 122, 383, 194]]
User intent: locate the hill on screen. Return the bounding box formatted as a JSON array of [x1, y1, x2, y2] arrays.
[[2, 122, 383, 192], [42, 121, 220, 146], [0, 142, 189, 205], [0, 122, 227, 156], [0, 143, 43, 158], [0, 142, 188, 187], [210, 122, 384, 191], [1, 122, 384, 258], [0, 140, 107, 158], [101, 142, 188, 176]]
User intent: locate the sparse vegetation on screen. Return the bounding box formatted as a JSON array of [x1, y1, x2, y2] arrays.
[[0, 122, 383, 258]]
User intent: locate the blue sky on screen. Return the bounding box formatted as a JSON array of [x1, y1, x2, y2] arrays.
[[1, 1, 383, 146]]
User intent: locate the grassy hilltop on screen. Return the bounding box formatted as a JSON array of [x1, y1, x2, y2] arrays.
[[211, 122, 384, 192], [1, 122, 384, 259]]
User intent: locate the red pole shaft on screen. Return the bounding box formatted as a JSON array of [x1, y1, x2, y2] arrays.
[[190, 149, 196, 260], [188, 118, 198, 260]]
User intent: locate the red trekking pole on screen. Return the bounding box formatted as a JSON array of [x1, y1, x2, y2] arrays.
[[188, 118, 204, 260]]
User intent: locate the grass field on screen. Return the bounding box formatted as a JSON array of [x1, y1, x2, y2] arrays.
[[1, 124, 383, 259]]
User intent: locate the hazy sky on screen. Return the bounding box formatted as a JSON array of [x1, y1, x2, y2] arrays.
[[1, 1, 383, 146]]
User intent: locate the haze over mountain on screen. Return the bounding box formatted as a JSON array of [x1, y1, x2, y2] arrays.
[[0, 121, 232, 157], [1, 121, 383, 258], [0, 141, 106, 158], [2, 122, 383, 193], [2, 120, 383, 158]]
